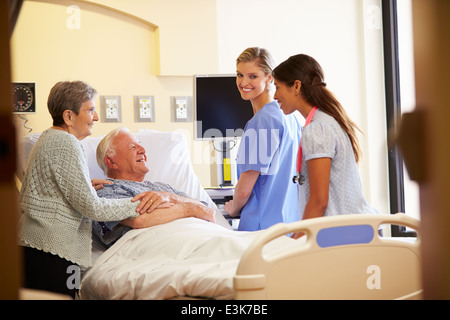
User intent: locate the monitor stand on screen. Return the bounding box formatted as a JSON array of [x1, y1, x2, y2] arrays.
[[213, 139, 237, 187], [221, 140, 233, 187]]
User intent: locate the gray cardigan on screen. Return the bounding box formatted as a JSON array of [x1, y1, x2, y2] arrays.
[[18, 129, 139, 267]]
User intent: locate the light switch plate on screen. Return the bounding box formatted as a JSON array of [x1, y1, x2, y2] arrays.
[[100, 95, 121, 122], [134, 96, 155, 122]]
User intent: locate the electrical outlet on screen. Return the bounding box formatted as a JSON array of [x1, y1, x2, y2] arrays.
[[171, 96, 192, 122], [106, 98, 118, 119], [176, 99, 187, 119], [140, 100, 152, 119], [134, 96, 155, 122], [100, 96, 121, 122]]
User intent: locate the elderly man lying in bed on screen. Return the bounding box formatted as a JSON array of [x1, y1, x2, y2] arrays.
[[91, 127, 215, 247]]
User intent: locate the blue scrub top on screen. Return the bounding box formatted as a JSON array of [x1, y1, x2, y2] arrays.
[[236, 101, 302, 231]]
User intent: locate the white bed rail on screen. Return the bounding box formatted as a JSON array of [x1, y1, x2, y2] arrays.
[[234, 213, 421, 300]]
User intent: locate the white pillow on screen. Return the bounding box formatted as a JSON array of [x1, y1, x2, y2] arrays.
[[20, 129, 230, 229]]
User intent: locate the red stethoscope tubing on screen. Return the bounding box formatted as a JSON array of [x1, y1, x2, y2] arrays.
[[294, 106, 318, 184]]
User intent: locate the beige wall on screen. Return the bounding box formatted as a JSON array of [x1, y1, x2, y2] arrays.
[[11, 0, 390, 216], [11, 0, 216, 185]]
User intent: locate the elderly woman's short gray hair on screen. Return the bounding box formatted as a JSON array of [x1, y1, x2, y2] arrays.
[[47, 81, 97, 126]]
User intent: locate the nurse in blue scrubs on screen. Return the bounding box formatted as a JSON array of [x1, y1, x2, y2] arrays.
[[223, 47, 302, 231]]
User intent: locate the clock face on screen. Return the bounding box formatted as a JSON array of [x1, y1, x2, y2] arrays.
[[12, 83, 36, 113]]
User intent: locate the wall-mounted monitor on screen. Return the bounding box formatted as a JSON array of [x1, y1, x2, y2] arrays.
[[194, 74, 253, 141]]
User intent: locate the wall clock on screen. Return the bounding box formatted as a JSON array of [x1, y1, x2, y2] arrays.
[[12, 82, 36, 114]]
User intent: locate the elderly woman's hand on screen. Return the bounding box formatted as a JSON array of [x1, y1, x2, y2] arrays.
[[132, 191, 173, 214], [91, 178, 113, 191]]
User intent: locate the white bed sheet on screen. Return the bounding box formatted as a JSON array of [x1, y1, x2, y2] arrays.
[[80, 218, 300, 300]]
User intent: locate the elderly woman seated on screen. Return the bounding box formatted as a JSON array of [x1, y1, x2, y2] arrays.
[[18, 81, 194, 298]]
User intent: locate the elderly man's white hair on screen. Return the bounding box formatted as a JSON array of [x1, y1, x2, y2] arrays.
[[96, 127, 131, 174]]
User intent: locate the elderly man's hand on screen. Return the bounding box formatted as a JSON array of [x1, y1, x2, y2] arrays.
[[183, 202, 215, 223], [121, 201, 215, 229]]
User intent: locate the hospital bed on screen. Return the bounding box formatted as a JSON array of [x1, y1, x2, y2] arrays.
[[19, 129, 422, 300]]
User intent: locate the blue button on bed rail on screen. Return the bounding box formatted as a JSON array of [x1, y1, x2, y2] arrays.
[[316, 225, 374, 248]]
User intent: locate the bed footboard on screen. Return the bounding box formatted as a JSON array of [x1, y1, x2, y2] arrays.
[[234, 213, 421, 300]]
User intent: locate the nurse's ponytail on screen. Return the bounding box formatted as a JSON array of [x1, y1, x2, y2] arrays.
[[273, 54, 362, 163]]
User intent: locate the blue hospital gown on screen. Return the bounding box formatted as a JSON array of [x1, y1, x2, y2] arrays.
[[299, 109, 378, 218], [236, 101, 302, 231], [92, 179, 190, 247]]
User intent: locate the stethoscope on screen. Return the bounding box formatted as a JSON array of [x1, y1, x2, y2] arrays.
[[292, 172, 305, 185], [293, 106, 319, 185]]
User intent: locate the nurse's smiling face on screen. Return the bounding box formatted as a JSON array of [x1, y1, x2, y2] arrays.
[[236, 61, 272, 103], [274, 80, 297, 115]]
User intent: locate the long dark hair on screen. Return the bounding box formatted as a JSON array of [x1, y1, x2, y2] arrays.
[[273, 54, 362, 162]]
